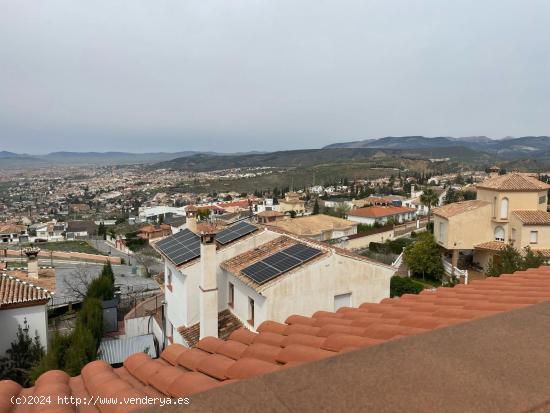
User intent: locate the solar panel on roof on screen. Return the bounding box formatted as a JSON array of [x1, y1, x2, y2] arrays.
[[156, 228, 200, 266], [241, 242, 322, 285], [241, 261, 281, 284], [216, 221, 258, 245]]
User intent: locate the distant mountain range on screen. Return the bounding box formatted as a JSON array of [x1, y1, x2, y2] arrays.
[[0, 150, 215, 167], [323, 136, 550, 158], [2, 136, 550, 170]]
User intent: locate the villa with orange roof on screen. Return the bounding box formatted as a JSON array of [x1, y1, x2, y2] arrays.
[[433, 173, 550, 272]]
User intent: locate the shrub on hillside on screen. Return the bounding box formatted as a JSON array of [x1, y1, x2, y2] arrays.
[[390, 276, 425, 298]]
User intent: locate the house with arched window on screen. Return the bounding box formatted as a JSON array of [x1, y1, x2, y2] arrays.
[[433, 173, 550, 272]]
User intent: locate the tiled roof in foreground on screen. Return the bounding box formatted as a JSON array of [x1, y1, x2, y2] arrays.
[[0, 274, 51, 309], [3, 267, 550, 412]]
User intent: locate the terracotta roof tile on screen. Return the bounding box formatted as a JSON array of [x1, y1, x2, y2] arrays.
[[227, 328, 257, 345], [225, 358, 281, 380], [166, 372, 220, 398], [276, 344, 336, 364], [8, 266, 550, 411], [256, 320, 288, 335], [216, 340, 248, 360], [476, 173, 550, 191], [474, 241, 506, 251], [196, 354, 236, 380], [433, 200, 491, 218], [160, 343, 188, 365], [0, 274, 51, 308], [241, 343, 282, 364], [512, 210, 550, 225], [176, 348, 210, 371], [254, 332, 286, 347]]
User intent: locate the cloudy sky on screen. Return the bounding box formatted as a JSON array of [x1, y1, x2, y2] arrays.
[[1, 0, 549, 154]]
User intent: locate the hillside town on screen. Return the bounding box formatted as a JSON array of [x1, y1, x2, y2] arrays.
[[2, 165, 550, 412], [2, 1, 550, 411]]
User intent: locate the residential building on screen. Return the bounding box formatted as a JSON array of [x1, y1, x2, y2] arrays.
[[256, 210, 285, 224], [433, 173, 550, 270], [265, 214, 358, 241], [0, 224, 27, 245], [66, 220, 97, 239], [138, 224, 172, 241], [154, 219, 394, 348], [0, 274, 51, 355], [348, 206, 416, 226], [277, 192, 306, 215]]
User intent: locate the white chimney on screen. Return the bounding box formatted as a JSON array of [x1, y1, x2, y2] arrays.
[[199, 230, 218, 339], [23, 246, 40, 279]]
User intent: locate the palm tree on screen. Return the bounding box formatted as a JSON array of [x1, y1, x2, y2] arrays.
[[420, 188, 439, 223]]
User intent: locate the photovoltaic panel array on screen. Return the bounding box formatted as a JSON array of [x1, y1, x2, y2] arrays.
[[241, 243, 322, 285], [216, 221, 258, 245], [155, 229, 200, 266]]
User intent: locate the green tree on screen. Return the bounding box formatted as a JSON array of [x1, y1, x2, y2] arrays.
[[487, 245, 545, 277], [98, 222, 106, 239], [312, 199, 320, 215], [420, 188, 439, 223], [443, 187, 461, 205], [0, 319, 45, 386], [404, 232, 444, 281], [390, 276, 424, 298], [334, 203, 351, 219]]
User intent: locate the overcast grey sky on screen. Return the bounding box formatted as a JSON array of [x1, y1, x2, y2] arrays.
[[1, 0, 549, 154]]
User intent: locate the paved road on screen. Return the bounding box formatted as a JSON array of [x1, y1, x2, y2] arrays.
[[52, 261, 160, 305], [89, 239, 164, 273]]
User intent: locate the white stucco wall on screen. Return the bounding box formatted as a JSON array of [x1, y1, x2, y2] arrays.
[[262, 253, 394, 324], [221, 253, 394, 331], [0, 304, 48, 356], [164, 229, 280, 331]]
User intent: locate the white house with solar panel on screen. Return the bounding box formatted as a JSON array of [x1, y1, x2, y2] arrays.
[[152, 213, 395, 348]]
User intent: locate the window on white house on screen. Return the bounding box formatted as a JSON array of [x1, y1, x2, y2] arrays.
[[334, 293, 352, 311], [500, 198, 509, 219], [540, 195, 546, 204], [530, 231, 538, 244], [228, 282, 234, 308], [248, 297, 255, 326], [494, 226, 505, 242], [511, 228, 516, 243], [166, 268, 172, 289]]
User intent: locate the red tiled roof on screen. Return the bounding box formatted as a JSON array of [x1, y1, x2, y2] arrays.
[[476, 173, 550, 191], [512, 210, 550, 225], [4, 267, 550, 411], [433, 200, 490, 218], [474, 241, 507, 251], [348, 206, 415, 218], [0, 274, 51, 309]]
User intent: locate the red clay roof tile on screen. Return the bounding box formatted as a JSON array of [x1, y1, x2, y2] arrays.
[[176, 348, 210, 371], [166, 372, 220, 398], [7, 265, 550, 410], [215, 340, 248, 360], [159, 343, 188, 365], [256, 320, 287, 335], [196, 354, 236, 380], [276, 344, 336, 364], [225, 358, 281, 380], [196, 337, 225, 354], [228, 328, 257, 345]]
